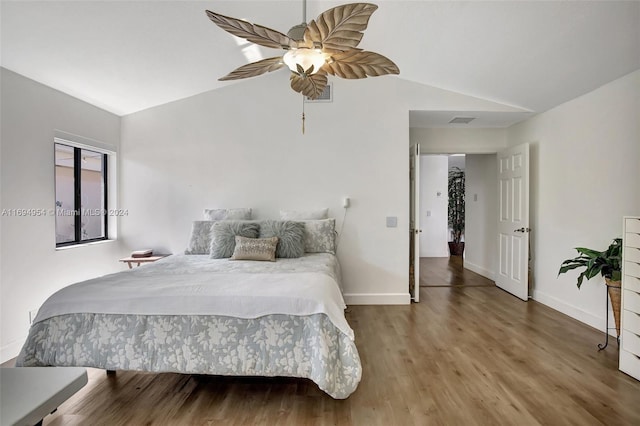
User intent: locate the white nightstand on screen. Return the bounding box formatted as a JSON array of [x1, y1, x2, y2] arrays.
[[0, 367, 87, 426]]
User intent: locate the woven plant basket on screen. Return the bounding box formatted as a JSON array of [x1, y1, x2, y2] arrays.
[[605, 278, 622, 338]]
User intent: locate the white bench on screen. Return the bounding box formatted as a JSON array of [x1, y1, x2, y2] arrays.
[[0, 367, 87, 426]]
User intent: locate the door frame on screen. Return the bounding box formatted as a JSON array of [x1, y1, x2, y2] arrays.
[[410, 149, 519, 289], [410, 143, 421, 302]]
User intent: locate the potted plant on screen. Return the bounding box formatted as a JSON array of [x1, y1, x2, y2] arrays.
[[558, 238, 623, 337], [448, 167, 465, 256]]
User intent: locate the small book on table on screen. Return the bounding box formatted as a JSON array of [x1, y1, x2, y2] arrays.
[[131, 249, 153, 258]]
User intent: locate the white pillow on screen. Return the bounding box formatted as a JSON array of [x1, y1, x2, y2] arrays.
[[204, 208, 252, 221], [301, 218, 336, 254], [280, 208, 328, 220], [184, 220, 216, 254]]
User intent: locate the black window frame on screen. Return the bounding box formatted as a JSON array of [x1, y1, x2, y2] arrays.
[[55, 143, 109, 247]]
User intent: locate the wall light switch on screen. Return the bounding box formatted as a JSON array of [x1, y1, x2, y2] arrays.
[[426, 210, 431, 217], [474, 193, 478, 202], [343, 197, 351, 208], [386, 216, 398, 228]]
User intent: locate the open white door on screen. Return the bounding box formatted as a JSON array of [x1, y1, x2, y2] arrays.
[[410, 144, 421, 302], [496, 143, 530, 301]]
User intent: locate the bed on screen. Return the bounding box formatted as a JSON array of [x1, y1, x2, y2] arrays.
[[15, 251, 361, 399]]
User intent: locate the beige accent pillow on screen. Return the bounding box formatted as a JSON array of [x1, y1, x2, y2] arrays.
[[230, 236, 278, 261]]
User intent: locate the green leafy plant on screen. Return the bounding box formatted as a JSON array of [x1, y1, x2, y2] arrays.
[[558, 238, 622, 288], [448, 167, 465, 244]]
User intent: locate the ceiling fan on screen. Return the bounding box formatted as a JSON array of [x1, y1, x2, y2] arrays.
[[205, 1, 399, 100]]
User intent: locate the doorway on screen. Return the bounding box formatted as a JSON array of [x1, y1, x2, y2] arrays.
[[418, 153, 498, 288]]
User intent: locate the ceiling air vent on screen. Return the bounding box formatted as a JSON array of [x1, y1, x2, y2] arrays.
[[305, 83, 332, 103], [449, 116, 476, 124]]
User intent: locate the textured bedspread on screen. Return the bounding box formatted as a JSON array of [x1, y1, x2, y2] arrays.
[[16, 254, 361, 398]]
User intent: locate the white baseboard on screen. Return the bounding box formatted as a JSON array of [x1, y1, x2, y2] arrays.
[[464, 261, 495, 281], [1, 340, 24, 364], [344, 293, 411, 305], [532, 289, 616, 336]]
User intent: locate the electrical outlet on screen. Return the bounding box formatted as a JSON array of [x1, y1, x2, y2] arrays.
[[29, 309, 39, 324]]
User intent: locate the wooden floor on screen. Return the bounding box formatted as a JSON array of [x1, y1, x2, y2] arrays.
[[14, 260, 640, 425], [420, 256, 495, 287]]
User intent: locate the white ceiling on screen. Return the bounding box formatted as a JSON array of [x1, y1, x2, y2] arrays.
[[2, 1, 639, 128]]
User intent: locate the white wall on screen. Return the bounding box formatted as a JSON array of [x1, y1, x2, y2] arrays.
[[0, 68, 123, 362], [507, 70, 640, 332], [464, 154, 497, 279], [120, 74, 412, 305], [119, 74, 520, 306], [419, 155, 448, 257], [411, 128, 507, 154]]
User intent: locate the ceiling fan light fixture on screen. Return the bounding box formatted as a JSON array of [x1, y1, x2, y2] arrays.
[[283, 48, 326, 75], [206, 2, 399, 101]]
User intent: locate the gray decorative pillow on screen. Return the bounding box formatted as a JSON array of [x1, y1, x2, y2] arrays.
[[279, 208, 328, 220], [203, 208, 252, 221], [259, 220, 306, 258], [302, 219, 336, 254], [230, 236, 278, 261], [184, 221, 216, 254], [210, 221, 260, 259]]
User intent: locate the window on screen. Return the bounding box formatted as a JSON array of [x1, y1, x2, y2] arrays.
[[55, 142, 108, 246]]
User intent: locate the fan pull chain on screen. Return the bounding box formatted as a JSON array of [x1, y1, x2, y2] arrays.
[[301, 95, 306, 134]]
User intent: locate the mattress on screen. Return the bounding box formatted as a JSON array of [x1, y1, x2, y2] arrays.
[[16, 254, 361, 399]]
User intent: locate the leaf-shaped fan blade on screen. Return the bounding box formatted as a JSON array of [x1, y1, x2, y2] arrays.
[[206, 10, 296, 49], [323, 50, 399, 79], [290, 72, 328, 99], [304, 3, 378, 53], [219, 57, 285, 81]]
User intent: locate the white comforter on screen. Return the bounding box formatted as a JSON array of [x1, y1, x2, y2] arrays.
[[34, 253, 353, 340]]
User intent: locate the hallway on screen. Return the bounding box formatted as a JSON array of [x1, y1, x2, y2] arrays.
[[420, 256, 495, 287]]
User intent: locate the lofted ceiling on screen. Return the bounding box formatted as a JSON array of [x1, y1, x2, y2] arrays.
[[1, 1, 639, 128]]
